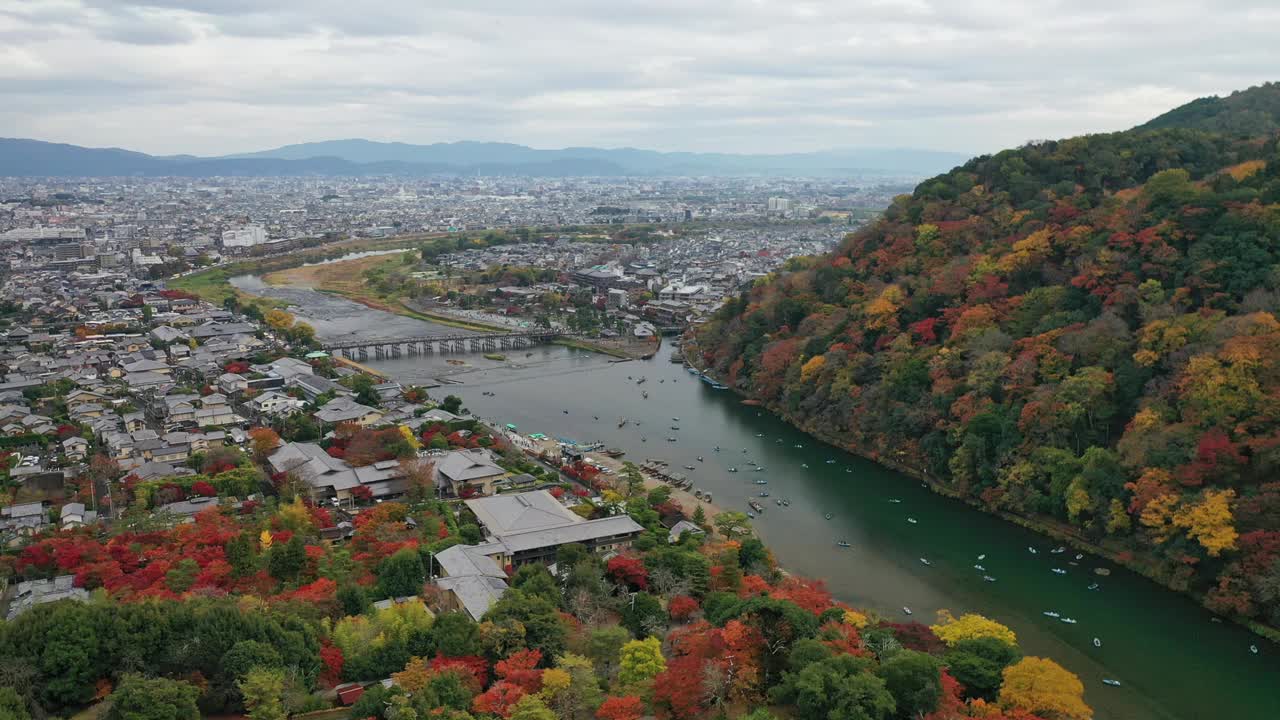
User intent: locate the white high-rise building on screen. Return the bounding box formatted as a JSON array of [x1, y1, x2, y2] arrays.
[[767, 197, 791, 213], [221, 224, 268, 248]]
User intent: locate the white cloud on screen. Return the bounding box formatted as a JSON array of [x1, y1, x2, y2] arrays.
[[0, 0, 1275, 156]]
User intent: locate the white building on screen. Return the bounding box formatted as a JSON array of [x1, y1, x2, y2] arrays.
[[221, 224, 268, 248], [767, 197, 791, 214]]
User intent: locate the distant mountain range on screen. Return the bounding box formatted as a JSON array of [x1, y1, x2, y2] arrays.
[[0, 137, 971, 178]]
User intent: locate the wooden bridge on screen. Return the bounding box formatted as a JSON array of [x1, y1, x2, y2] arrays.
[[322, 330, 562, 360]]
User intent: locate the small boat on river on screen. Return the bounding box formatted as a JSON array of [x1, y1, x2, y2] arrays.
[[754, 479, 768, 485], [903, 607, 913, 615], [1094, 638, 1102, 648], [977, 554, 987, 560], [983, 575, 997, 582], [1044, 611, 1061, 618], [907, 518, 918, 524], [1250, 644, 1259, 654], [697, 456, 704, 462], [888, 498, 902, 503], [825, 513, 833, 520], [1052, 568, 1067, 575], [728, 467, 737, 473], [683, 465, 695, 470], [919, 558, 931, 566], [748, 500, 765, 513], [1060, 617, 1078, 624], [1087, 583, 1100, 591], [1028, 547, 1038, 554], [974, 564, 986, 571], [836, 540, 851, 548], [1103, 679, 1122, 687]]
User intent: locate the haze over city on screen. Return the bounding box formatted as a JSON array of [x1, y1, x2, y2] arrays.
[[2, 0, 1277, 156]]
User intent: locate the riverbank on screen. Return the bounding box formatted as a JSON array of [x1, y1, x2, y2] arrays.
[[525, 436, 728, 520], [683, 350, 1279, 643]]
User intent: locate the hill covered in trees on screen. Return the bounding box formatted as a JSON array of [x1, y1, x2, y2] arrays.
[[692, 82, 1280, 630]]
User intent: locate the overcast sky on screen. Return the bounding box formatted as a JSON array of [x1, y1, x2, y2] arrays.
[[1, 0, 1276, 157]]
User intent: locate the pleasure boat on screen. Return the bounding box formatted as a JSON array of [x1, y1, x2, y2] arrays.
[[1052, 568, 1067, 575], [756, 433, 764, 437], [697, 456, 704, 462], [977, 554, 987, 560], [826, 459, 836, 464], [903, 607, 913, 615], [758, 491, 770, 497], [919, 558, 931, 566], [1060, 617, 1077, 624], [1028, 547, 1038, 554], [982, 576, 997, 582], [1250, 644, 1259, 654], [907, 518, 918, 524], [801, 463, 809, 468], [754, 479, 768, 485], [888, 498, 902, 503], [824, 513, 833, 520], [683, 465, 695, 470], [1087, 583, 1100, 591], [836, 540, 851, 548], [1043, 611, 1061, 618], [974, 565, 986, 571], [1102, 679, 1122, 687], [1093, 638, 1102, 648]]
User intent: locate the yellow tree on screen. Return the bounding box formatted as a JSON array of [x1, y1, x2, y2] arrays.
[[391, 657, 432, 694], [930, 610, 1017, 647], [617, 637, 666, 688], [259, 529, 273, 550], [1172, 488, 1238, 556], [998, 657, 1091, 720], [264, 308, 295, 330]]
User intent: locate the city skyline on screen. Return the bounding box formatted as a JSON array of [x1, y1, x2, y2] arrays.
[[2, 0, 1276, 156]]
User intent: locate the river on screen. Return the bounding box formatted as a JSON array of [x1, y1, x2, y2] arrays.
[[233, 270, 1280, 720]]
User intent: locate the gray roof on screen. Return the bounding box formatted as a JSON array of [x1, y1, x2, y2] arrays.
[[465, 489, 580, 536], [496, 515, 644, 553], [315, 396, 379, 423], [434, 575, 508, 621], [435, 543, 507, 579], [438, 448, 506, 486]]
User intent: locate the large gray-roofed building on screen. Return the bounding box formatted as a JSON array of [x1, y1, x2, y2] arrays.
[[464, 489, 581, 536], [463, 490, 643, 567]]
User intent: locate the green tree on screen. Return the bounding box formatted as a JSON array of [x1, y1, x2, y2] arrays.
[[269, 534, 306, 582], [107, 675, 200, 720], [225, 532, 257, 577], [164, 558, 200, 593], [338, 583, 371, 616], [509, 695, 558, 720], [378, 548, 426, 598], [769, 654, 895, 720], [441, 395, 463, 414], [944, 637, 1021, 701], [429, 612, 482, 657], [713, 511, 753, 540], [586, 625, 631, 680], [617, 636, 666, 688], [221, 641, 283, 683], [877, 650, 941, 719], [238, 667, 287, 720], [0, 688, 29, 720], [621, 593, 665, 638]]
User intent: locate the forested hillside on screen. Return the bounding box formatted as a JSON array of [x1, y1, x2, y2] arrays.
[[693, 83, 1280, 629]]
